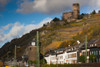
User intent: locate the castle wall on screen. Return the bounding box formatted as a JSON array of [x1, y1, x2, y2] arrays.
[[63, 12, 73, 20], [73, 3, 80, 19]]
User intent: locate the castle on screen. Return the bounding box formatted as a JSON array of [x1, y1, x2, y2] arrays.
[[43, 3, 80, 27], [62, 3, 80, 22]]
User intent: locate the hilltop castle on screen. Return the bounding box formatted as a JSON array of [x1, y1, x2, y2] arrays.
[[62, 3, 80, 22], [43, 3, 80, 27]]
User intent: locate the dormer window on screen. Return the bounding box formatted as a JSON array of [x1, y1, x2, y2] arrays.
[[95, 44, 97, 46], [92, 44, 93, 47]]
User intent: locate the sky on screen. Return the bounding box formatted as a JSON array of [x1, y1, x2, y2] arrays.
[[0, 0, 100, 47]]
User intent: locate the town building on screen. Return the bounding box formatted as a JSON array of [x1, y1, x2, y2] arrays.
[[79, 39, 100, 63], [45, 44, 83, 64], [45, 39, 100, 64]]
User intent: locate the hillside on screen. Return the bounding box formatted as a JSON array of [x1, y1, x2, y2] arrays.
[[0, 13, 100, 60]]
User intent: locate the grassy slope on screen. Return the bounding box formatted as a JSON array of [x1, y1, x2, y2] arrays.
[[40, 14, 100, 52], [1, 14, 100, 59]]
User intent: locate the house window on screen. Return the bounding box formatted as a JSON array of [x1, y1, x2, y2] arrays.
[[68, 53, 76, 58], [92, 51, 94, 54], [59, 56, 63, 59], [68, 54, 71, 58], [96, 58, 99, 62], [99, 58, 100, 62], [82, 52, 85, 55], [87, 51, 89, 56], [94, 51, 96, 55], [65, 56, 68, 59], [99, 51, 100, 55], [90, 51, 92, 55], [96, 51, 98, 55]]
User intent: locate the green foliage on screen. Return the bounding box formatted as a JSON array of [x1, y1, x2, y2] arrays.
[[89, 54, 96, 63], [41, 64, 79, 67], [53, 17, 60, 22], [91, 10, 96, 15], [59, 40, 76, 48], [28, 60, 34, 65], [28, 59, 47, 65], [59, 41, 68, 48], [79, 55, 86, 63], [40, 58, 47, 64], [78, 13, 85, 19]]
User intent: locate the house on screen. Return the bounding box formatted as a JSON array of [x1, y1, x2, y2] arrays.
[[79, 39, 100, 63], [45, 50, 57, 64], [45, 44, 83, 64], [45, 39, 100, 64]]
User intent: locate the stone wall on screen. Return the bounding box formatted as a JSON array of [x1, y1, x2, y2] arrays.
[[62, 12, 73, 20], [62, 3, 80, 22], [24, 45, 37, 61]]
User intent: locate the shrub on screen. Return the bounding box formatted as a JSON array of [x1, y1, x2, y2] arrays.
[[78, 13, 85, 19], [89, 54, 96, 63], [40, 58, 47, 64], [79, 55, 86, 63], [91, 10, 96, 15], [0, 61, 3, 67], [59, 41, 68, 48], [28, 60, 34, 65]]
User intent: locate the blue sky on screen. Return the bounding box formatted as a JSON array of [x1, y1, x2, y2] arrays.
[[0, 0, 100, 47]]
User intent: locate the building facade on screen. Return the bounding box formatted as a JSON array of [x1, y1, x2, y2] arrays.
[[45, 39, 100, 64]]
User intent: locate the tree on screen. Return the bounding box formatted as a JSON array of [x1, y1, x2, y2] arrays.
[[40, 58, 47, 64], [78, 13, 85, 19], [79, 55, 86, 63], [53, 17, 60, 22], [89, 54, 96, 63], [91, 10, 96, 14]]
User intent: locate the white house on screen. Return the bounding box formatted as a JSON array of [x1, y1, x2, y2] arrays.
[[45, 48, 78, 64], [65, 51, 77, 64], [45, 39, 100, 64]]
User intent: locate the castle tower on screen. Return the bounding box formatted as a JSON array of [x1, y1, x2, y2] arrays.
[[73, 3, 80, 19]]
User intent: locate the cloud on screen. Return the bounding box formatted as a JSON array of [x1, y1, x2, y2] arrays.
[[16, 0, 100, 14], [0, 0, 9, 6], [2, 24, 12, 30], [0, 17, 52, 47], [0, 0, 9, 11]]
